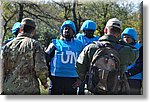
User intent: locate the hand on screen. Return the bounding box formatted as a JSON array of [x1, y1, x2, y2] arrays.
[[72, 79, 82, 89], [125, 71, 131, 78], [42, 82, 49, 89]]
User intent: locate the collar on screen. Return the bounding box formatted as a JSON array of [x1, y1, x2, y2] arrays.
[[17, 33, 32, 38], [99, 35, 120, 44]]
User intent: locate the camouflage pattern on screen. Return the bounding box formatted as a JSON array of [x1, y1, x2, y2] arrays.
[[2, 33, 48, 95]]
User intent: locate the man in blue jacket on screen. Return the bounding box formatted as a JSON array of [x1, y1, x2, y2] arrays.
[[76, 20, 99, 94], [76, 20, 99, 47], [45, 20, 83, 95], [121, 28, 143, 95], [4, 22, 21, 44]]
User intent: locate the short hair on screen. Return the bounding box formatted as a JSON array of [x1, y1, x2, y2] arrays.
[[23, 25, 35, 33], [20, 18, 36, 34]]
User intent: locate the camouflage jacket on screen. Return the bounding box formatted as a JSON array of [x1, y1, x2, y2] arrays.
[[75, 35, 139, 81], [2, 33, 48, 95]]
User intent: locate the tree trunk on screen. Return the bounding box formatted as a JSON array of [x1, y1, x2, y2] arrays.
[[72, 0, 78, 33], [18, 3, 23, 22]]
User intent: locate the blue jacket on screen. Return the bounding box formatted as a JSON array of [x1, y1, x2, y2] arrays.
[[76, 33, 99, 47], [50, 39, 83, 77]]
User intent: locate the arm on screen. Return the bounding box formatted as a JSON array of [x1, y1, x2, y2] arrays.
[[75, 44, 98, 81], [34, 41, 49, 88], [45, 43, 56, 67], [128, 45, 139, 66], [126, 46, 143, 77], [76, 47, 89, 81], [119, 45, 139, 76]]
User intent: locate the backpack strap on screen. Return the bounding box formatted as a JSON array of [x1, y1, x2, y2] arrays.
[[93, 41, 104, 48], [93, 41, 115, 49]]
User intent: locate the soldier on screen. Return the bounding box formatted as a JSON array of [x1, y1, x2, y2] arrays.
[[45, 20, 83, 95], [76, 20, 99, 47], [121, 28, 143, 95], [76, 20, 99, 95], [4, 22, 21, 44], [75, 18, 139, 94], [2, 18, 49, 95]]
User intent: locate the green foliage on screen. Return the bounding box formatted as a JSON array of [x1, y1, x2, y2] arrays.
[[2, 0, 143, 46]]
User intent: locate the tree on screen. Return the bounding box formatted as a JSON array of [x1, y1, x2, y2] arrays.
[[1, 0, 143, 47]]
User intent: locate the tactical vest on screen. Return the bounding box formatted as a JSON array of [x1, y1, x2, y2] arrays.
[[50, 39, 83, 77], [76, 33, 99, 47]]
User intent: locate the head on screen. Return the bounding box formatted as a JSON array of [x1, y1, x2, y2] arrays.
[[121, 28, 137, 44], [11, 22, 21, 36], [80, 20, 96, 38], [20, 18, 36, 37], [104, 18, 122, 38], [60, 20, 76, 41]]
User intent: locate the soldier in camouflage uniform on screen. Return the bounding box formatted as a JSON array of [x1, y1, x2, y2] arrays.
[[2, 18, 49, 95]]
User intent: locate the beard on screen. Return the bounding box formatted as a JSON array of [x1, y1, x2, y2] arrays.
[[85, 33, 94, 38], [62, 32, 73, 41]]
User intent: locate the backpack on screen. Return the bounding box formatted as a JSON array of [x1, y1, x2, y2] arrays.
[[87, 41, 123, 94]]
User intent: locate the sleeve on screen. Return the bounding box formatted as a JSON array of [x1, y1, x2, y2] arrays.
[[34, 41, 49, 85], [45, 43, 56, 65], [45, 43, 56, 55], [75, 46, 90, 81], [128, 46, 139, 66], [127, 46, 143, 76], [1, 46, 7, 78], [75, 44, 98, 81]]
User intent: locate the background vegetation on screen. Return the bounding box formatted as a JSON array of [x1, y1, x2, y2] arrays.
[[1, 0, 143, 48]]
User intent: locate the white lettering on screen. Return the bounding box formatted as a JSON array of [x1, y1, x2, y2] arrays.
[[61, 51, 78, 64]]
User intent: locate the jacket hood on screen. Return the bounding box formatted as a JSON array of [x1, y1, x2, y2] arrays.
[[60, 20, 76, 34], [121, 28, 137, 41]]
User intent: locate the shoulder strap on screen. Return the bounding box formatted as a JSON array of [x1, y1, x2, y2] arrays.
[[113, 44, 123, 51], [93, 41, 114, 49]]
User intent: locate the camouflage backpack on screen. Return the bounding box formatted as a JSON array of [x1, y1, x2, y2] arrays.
[[87, 41, 122, 94]]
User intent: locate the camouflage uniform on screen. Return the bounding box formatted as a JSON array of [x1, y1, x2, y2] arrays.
[[2, 19, 48, 95], [76, 35, 139, 82]]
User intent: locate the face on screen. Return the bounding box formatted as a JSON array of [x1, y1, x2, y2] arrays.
[[62, 26, 74, 40], [123, 35, 134, 44], [84, 30, 95, 38], [30, 28, 36, 39]]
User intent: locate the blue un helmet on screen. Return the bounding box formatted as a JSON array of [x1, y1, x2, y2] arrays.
[[60, 20, 76, 35], [80, 20, 96, 31], [11, 22, 21, 36], [121, 28, 137, 41]]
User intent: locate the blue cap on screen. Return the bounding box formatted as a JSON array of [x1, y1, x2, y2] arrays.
[[11, 22, 21, 34], [121, 28, 137, 41], [60, 20, 76, 34], [80, 20, 96, 31]]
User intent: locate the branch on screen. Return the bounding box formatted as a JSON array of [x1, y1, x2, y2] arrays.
[[24, 10, 54, 28]]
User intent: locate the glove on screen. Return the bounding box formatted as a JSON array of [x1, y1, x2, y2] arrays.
[[125, 71, 132, 78]]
